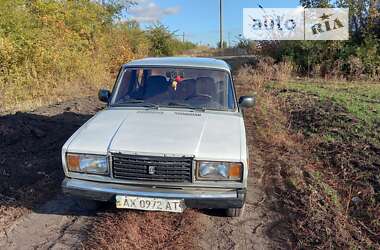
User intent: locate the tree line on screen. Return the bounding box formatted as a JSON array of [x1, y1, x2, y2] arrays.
[[235, 0, 379, 80], [0, 0, 195, 110]]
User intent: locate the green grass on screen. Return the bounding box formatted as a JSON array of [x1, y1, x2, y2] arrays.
[[282, 82, 380, 127], [271, 81, 380, 145], [312, 171, 342, 210], [266, 79, 380, 248], [323, 133, 337, 143]]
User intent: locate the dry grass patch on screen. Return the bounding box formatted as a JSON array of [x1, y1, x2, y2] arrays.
[[235, 62, 379, 248], [85, 209, 198, 250]]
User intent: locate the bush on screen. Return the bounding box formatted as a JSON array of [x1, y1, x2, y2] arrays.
[[146, 23, 196, 57], [0, 1, 196, 112]]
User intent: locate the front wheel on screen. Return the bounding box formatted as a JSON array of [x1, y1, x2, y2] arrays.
[[225, 206, 244, 217]]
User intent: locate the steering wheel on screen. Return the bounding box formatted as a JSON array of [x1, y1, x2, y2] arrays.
[[185, 94, 212, 101]]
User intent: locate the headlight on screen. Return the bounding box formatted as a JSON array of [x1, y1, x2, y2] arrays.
[[196, 161, 242, 181], [66, 153, 109, 175]]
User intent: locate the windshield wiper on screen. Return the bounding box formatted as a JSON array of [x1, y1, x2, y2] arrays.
[[166, 102, 205, 112], [115, 99, 160, 109]]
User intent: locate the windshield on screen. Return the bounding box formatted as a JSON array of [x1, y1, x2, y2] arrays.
[[111, 67, 236, 111]]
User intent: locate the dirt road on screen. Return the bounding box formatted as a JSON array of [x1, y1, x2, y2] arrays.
[[0, 94, 291, 249], [0, 98, 104, 249]]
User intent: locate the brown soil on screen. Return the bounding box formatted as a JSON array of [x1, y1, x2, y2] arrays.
[[0, 97, 104, 234], [274, 89, 380, 248]]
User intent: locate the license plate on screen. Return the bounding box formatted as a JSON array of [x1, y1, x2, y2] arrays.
[[115, 195, 185, 213]]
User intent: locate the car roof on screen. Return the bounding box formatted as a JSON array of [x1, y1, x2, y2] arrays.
[[123, 57, 231, 72]]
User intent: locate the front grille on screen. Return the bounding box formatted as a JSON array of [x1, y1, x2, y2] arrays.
[[112, 153, 193, 183]]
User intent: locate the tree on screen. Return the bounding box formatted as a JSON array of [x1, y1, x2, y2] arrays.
[[235, 38, 257, 54], [300, 0, 332, 7], [146, 23, 175, 56]]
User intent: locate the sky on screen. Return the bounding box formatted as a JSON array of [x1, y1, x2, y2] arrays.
[[127, 0, 300, 46]]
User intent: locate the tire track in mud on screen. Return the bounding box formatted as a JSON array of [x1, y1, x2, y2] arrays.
[[193, 97, 292, 250], [0, 195, 98, 249]]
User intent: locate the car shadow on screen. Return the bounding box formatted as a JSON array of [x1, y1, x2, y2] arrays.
[[198, 208, 227, 217], [0, 109, 102, 217]]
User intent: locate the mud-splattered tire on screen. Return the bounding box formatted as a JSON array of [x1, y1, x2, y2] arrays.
[[226, 206, 244, 217]]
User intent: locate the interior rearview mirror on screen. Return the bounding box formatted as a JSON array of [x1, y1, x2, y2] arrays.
[[239, 96, 255, 108], [98, 89, 111, 103]]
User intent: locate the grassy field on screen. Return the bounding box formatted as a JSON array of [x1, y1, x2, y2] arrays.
[[268, 80, 380, 248], [278, 81, 380, 143]]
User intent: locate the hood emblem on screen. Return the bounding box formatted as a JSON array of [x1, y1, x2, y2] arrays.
[[148, 166, 156, 175]]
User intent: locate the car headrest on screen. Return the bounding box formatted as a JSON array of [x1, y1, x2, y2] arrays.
[[176, 79, 196, 99], [195, 77, 217, 97], [144, 75, 168, 98]]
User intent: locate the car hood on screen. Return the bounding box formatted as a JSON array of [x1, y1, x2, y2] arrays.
[[66, 108, 244, 162]]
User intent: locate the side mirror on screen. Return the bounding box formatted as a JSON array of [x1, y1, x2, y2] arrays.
[[239, 96, 255, 108], [98, 89, 111, 103]]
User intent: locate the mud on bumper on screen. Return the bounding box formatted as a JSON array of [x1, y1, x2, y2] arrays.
[[62, 178, 246, 209]]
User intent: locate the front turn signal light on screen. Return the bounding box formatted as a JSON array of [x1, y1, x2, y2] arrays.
[[229, 163, 242, 178], [67, 154, 80, 172]]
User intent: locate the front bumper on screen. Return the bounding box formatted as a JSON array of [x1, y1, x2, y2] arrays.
[[62, 178, 246, 209]]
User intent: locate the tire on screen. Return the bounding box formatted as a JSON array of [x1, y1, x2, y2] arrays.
[[225, 205, 244, 217]]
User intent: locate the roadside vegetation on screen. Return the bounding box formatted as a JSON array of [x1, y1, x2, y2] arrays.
[[274, 82, 380, 248], [85, 209, 198, 249], [0, 0, 195, 112], [227, 0, 380, 81], [235, 58, 379, 248]]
